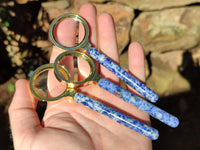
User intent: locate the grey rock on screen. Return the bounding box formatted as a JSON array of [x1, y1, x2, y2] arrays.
[[146, 50, 191, 96], [113, 0, 200, 11], [131, 7, 200, 54]]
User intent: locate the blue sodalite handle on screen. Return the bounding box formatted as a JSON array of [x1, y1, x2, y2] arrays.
[[98, 78, 179, 128], [74, 93, 159, 140], [88, 47, 158, 103]]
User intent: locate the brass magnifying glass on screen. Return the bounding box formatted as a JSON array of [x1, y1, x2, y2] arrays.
[[29, 13, 179, 140]]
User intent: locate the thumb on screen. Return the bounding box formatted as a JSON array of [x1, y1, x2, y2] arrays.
[[8, 79, 41, 149]]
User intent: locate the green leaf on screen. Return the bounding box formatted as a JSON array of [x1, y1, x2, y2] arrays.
[[4, 21, 9, 27], [8, 83, 15, 93]]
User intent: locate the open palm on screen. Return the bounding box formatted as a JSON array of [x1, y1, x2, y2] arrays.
[[9, 3, 152, 150]]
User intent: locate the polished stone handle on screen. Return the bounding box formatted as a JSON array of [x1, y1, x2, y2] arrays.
[[98, 78, 179, 128], [88, 47, 159, 103], [74, 93, 159, 140]]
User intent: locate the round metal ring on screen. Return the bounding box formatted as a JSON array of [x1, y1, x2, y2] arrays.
[[54, 51, 98, 87], [29, 64, 72, 101], [49, 13, 91, 51]]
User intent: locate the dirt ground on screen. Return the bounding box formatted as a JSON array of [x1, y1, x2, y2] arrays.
[[1, 1, 200, 150]]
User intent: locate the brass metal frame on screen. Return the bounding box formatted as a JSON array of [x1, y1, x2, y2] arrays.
[[29, 64, 75, 101], [49, 13, 91, 51], [54, 50, 100, 88], [30, 14, 101, 101]]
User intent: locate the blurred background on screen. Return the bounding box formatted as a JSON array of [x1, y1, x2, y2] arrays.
[[1, 0, 200, 149]]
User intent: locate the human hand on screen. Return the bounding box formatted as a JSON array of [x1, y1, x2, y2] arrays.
[[9, 3, 152, 150]]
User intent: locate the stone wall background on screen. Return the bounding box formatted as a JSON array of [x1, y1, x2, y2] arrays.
[[1, 0, 200, 149], [38, 0, 200, 97]]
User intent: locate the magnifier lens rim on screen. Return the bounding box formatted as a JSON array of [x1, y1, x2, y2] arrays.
[[29, 64, 71, 101], [54, 50, 96, 87], [49, 14, 90, 51]]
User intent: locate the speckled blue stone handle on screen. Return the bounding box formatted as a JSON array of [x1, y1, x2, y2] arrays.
[[98, 78, 179, 128], [88, 47, 159, 103], [74, 93, 159, 140]]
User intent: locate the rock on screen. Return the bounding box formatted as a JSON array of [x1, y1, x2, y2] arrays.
[[7, 1, 15, 7], [41, 0, 70, 20], [11, 40, 18, 46], [42, 0, 70, 10], [37, 7, 50, 32], [113, 0, 200, 11], [15, 34, 21, 41], [15, 0, 29, 4], [41, 1, 134, 54], [146, 50, 191, 97], [20, 35, 28, 43], [131, 6, 200, 54], [15, 0, 38, 4], [191, 45, 200, 66], [89, 0, 107, 2], [64, 0, 89, 14], [32, 40, 51, 48], [95, 2, 134, 54], [3, 40, 9, 45], [12, 52, 23, 66]]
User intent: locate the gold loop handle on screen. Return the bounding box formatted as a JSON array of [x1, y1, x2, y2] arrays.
[[49, 14, 91, 51]]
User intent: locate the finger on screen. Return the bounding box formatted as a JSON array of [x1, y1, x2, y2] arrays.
[[46, 5, 97, 107], [48, 16, 78, 97], [79, 3, 97, 47], [50, 17, 78, 63], [127, 42, 150, 123], [8, 79, 41, 149], [128, 42, 146, 82], [98, 13, 120, 84], [127, 42, 152, 146], [78, 3, 98, 81]]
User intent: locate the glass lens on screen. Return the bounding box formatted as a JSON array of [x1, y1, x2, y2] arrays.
[[53, 17, 85, 48], [33, 68, 67, 99], [57, 55, 91, 83]]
